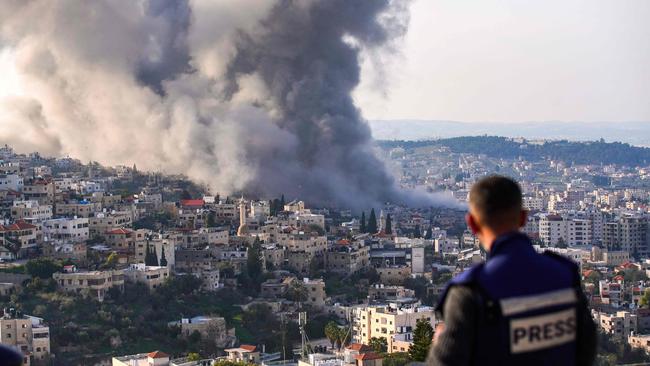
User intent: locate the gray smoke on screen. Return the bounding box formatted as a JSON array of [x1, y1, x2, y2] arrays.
[[0, 0, 456, 208]]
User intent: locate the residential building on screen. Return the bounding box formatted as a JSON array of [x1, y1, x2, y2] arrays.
[[302, 278, 327, 308], [593, 310, 638, 340], [22, 179, 55, 205], [89, 211, 133, 237], [224, 345, 260, 364], [169, 316, 235, 348], [0, 174, 23, 191], [324, 245, 370, 274], [368, 285, 415, 302], [42, 217, 89, 242], [0, 309, 50, 365], [112, 351, 170, 366], [628, 334, 650, 354], [352, 301, 435, 352], [53, 268, 125, 302], [124, 264, 170, 289], [10, 201, 52, 221], [55, 201, 101, 218]]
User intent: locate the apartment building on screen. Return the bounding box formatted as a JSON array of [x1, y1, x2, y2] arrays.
[[368, 285, 415, 302], [352, 301, 435, 353], [169, 316, 235, 347], [22, 180, 55, 205], [10, 201, 52, 221], [593, 310, 638, 340], [135, 233, 176, 269], [539, 214, 593, 247], [0, 221, 39, 255], [0, 174, 23, 191], [302, 278, 327, 308], [603, 215, 650, 257], [599, 280, 623, 308], [124, 264, 170, 289], [376, 266, 411, 285], [0, 309, 50, 365], [89, 211, 133, 237], [324, 245, 370, 274], [277, 232, 327, 256], [42, 217, 89, 242], [53, 268, 125, 302], [55, 201, 101, 218]]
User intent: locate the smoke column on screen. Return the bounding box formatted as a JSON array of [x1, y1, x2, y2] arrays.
[[0, 0, 454, 208]]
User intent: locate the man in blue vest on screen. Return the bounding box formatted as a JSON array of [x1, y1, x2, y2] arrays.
[[427, 175, 596, 365]]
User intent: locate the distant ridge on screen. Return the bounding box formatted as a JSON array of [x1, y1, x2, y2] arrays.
[[369, 120, 650, 147], [379, 136, 650, 166]]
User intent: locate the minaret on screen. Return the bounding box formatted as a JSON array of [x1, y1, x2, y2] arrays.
[[237, 197, 248, 236], [379, 209, 386, 233]]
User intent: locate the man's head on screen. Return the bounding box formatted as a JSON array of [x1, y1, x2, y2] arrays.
[[467, 175, 527, 250]]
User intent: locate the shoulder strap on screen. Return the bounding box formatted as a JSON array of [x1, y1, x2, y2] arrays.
[[436, 263, 485, 317]]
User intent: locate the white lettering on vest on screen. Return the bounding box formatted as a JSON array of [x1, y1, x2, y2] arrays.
[[510, 307, 576, 354]]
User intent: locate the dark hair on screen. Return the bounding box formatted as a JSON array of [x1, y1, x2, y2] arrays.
[[469, 175, 523, 227]]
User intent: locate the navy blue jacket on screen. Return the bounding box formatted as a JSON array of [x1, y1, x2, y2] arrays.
[[429, 232, 596, 366]]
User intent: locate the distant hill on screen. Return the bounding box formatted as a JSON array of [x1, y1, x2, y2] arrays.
[[379, 136, 650, 166], [369, 120, 650, 147]]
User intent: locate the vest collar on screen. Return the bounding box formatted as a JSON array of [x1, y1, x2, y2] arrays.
[[488, 231, 533, 258]]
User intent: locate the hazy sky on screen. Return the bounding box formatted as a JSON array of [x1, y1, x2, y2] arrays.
[[354, 0, 650, 123]]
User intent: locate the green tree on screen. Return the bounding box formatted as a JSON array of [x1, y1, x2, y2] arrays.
[[408, 319, 433, 361], [385, 214, 392, 234], [187, 352, 200, 361], [144, 242, 155, 266], [413, 224, 421, 238], [247, 237, 263, 281], [207, 211, 217, 227], [288, 280, 308, 305], [640, 289, 650, 308], [367, 209, 378, 234], [324, 321, 340, 349], [383, 352, 411, 366], [213, 361, 256, 366], [360, 212, 367, 233], [370, 337, 387, 353], [151, 246, 159, 266], [160, 247, 168, 267], [26, 258, 63, 279]]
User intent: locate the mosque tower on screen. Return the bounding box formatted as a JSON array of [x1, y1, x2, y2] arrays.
[[237, 197, 248, 236]]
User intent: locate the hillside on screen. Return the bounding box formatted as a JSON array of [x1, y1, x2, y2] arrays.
[[379, 136, 650, 166]]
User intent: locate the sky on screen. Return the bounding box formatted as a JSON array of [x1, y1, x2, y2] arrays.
[[354, 0, 650, 123]]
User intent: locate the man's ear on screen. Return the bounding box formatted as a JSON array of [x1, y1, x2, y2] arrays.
[[518, 210, 528, 228], [467, 213, 480, 235]]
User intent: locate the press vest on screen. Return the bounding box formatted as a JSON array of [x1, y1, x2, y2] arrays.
[[437, 232, 583, 365]]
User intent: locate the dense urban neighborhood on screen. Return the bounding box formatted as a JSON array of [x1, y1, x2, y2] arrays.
[[0, 137, 649, 365]]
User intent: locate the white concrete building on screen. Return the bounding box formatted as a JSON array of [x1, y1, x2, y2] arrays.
[[42, 217, 89, 242], [0, 174, 23, 191]]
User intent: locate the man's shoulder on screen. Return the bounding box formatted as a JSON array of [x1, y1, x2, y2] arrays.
[[437, 264, 485, 315], [449, 262, 485, 286]]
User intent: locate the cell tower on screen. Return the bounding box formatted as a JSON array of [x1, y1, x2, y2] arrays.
[[298, 311, 312, 359]]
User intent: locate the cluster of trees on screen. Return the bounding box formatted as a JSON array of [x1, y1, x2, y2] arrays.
[[324, 321, 349, 350], [144, 242, 168, 267], [359, 209, 391, 235], [269, 194, 286, 216], [1, 273, 246, 364]]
